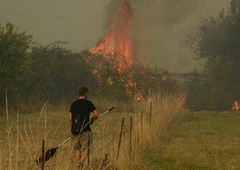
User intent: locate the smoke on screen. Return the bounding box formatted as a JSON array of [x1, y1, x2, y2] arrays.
[[128, 0, 205, 71], [99, 0, 230, 72], [130, 0, 205, 30], [103, 0, 132, 36]]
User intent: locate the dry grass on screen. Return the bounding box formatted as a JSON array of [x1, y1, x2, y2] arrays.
[[0, 95, 184, 169]]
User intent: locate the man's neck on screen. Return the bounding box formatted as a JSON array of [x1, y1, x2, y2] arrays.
[[79, 96, 86, 99]]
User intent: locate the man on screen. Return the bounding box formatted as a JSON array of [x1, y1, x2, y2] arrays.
[[69, 86, 99, 168]]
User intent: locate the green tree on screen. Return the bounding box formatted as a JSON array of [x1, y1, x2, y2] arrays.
[[18, 42, 133, 105], [187, 0, 240, 110], [0, 23, 32, 115], [20, 42, 95, 103], [0, 23, 32, 89]]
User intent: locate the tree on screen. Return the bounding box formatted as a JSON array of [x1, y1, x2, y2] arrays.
[[187, 0, 240, 110], [0, 23, 32, 115], [0, 22, 32, 90], [20, 42, 95, 103]]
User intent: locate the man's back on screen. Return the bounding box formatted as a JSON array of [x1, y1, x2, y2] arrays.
[[70, 99, 96, 133]]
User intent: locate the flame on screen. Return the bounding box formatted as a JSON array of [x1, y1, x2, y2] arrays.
[[91, 0, 133, 70], [232, 100, 240, 111], [176, 92, 187, 108]]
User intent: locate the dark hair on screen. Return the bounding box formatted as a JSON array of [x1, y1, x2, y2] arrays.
[[78, 86, 88, 96]]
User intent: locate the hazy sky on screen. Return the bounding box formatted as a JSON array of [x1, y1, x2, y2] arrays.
[[0, 0, 231, 72], [0, 0, 111, 50]]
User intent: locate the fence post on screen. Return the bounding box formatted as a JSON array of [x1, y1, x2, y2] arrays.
[[140, 110, 143, 136], [116, 118, 124, 164], [41, 140, 45, 170], [149, 102, 152, 129], [129, 117, 132, 156]]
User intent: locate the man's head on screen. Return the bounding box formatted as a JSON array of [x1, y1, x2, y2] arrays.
[[78, 86, 88, 98]]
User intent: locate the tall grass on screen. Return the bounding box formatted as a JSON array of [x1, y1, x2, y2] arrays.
[[0, 94, 185, 169]]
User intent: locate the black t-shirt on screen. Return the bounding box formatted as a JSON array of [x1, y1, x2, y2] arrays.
[[70, 99, 96, 132]]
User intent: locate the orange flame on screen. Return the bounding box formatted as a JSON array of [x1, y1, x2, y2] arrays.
[[176, 92, 187, 108], [91, 0, 133, 70]]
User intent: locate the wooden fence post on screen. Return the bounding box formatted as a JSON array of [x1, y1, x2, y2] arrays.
[[116, 118, 124, 163], [129, 117, 132, 155], [140, 110, 143, 135], [41, 140, 45, 170], [149, 102, 152, 129]]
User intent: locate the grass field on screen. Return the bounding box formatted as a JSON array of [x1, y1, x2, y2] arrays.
[[2, 101, 240, 170], [0, 95, 185, 169], [134, 111, 240, 170]]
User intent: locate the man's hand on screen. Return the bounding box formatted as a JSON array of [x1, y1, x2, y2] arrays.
[[89, 117, 95, 125]]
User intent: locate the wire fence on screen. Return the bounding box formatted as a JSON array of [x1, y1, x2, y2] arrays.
[[0, 100, 184, 170]]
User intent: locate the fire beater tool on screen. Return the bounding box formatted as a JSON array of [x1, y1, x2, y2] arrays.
[[36, 106, 115, 165]]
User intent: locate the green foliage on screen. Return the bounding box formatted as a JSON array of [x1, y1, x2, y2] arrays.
[[0, 22, 32, 90], [184, 70, 207, 110], [186, 0, 240, 110], [16, 42, 135, 104], [13, 41, 181, 109], [18, 42, 96, 103], [0, 29, 181, 110]]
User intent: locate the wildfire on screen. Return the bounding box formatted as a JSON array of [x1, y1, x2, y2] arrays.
[[88, 0, 185, 103], [90, 0, 133, 71], [176, 92, 187, 108]]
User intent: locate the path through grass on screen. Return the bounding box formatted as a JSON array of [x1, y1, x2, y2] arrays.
[[133, 111, 240, 170]]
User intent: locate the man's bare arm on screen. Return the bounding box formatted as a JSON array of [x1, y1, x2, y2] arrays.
[[90, 110, 99, 124], [69, 112, 72, 122], [93, 110, 99, 119]]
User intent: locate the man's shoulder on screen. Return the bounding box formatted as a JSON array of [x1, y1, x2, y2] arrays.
[[72, 99, 92, 104], [86, 99, 93, 103], [72, 99, 80, 104]]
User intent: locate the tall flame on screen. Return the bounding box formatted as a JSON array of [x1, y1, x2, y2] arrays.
[[91, 0, 133, 70]]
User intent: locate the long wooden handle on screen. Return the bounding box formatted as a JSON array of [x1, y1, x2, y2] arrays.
[[99, 106, 115, 118], [58, 137, 71, 147]]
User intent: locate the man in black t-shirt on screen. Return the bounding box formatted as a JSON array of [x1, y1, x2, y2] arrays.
[[69, 86, 99, 168]]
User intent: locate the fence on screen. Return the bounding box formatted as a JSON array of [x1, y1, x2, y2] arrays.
[[0, 97, 184, 170]]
